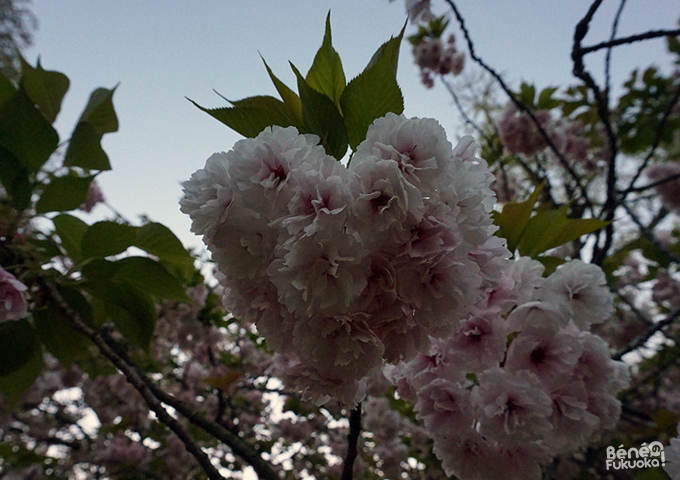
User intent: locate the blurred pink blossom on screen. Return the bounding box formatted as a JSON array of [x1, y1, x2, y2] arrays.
[[0, 266, 28, 321]]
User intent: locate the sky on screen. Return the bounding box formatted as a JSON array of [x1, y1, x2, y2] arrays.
[[23, 0, 680, 253]]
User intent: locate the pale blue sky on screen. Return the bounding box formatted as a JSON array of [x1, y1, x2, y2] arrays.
[[24, 0, 679, 252]]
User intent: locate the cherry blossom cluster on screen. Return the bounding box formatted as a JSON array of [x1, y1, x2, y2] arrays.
[[386, 258, 630, 480], [181, 113, 501, 405], [413, 34, 465, 89], [497, 103, 594, 169]]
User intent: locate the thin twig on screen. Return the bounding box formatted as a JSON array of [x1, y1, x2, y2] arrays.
[[340, 403, 362, 480], [605, 0, 628, 100], [621, 202, 680, 264], [608, 283, 653, 326], [440, 76, 487, 140], [620, 82, 680, 199], [614, 306, 680, 360], [623, 171, 680, 195]]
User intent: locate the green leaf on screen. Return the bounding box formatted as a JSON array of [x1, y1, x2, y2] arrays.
[[536, 86, 560, 110], [64, 121, 112, 170], [0, 70, 16, 105], [112, 256, 190, 302], [82, 258, 121, 282], [365, 23, 406, 74], [0, 319, 39, 376], [52, 213, 89, 261], [292, 63, 348, 159], [189, 95, 303, 138], [135, 222, 195, 278], [33, 300, 86, 369], [306, 13, 345, 106], [517, 205, 568, 257], [340, 29, 405, 150], [0, 89, 59, 173], [19, 56, 70, 124], [668, 36, 680, 62], [35, 174, 95, 214], [0, 146, 31, 210], [78, 86, 119, 134], [262, 56, 304, 124], [519, 82, 536, 108], [81, 221, 137, 258], [0, 329, 43, 407], [89, 282, 157, 349], [64, 86, 118, 171], [549, 218, 611, 250], [535, 255, 567, 276], [28, 237, 62, 261], [517, 205, 610, 257], [491, 184, 543, 253]]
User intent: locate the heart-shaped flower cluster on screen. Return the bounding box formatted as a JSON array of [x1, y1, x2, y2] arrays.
[[181, 113, 501, 405]]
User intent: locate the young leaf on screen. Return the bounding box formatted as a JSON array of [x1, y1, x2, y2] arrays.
[[306, 12, 346, 106], [365, 22, 406, 74], [491, 183, 544, 253], [188, 95, 303, 138], [292, 63, 348, 159], [535, 255, 567, 276], [35, 174, 95, 214], [19, 56, 70, 124], [262, 56, 304, 124], [518, 205, 611, 257], [340, 28, 405, 150], [64, 86, 119, 171], [518, 205, 569, 257]]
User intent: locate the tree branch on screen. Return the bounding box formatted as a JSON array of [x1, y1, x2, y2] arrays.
[[37, 278, 282, 480], [36, 279, 227, 480], [579, 28, 680, 56], [442, 0, 596, 216], [97, 328, 282, 480], [571, 0, 620, 265], [340, 403, 362, 480]]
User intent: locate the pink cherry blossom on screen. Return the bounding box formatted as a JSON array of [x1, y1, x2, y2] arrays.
[[0, 266, 28, 321], [538, 259, 614, 329], [471, 367, 553, 447]]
